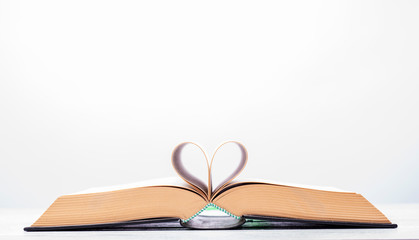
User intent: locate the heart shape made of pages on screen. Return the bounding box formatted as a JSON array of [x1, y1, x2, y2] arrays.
[[171, 141, 248, 201]]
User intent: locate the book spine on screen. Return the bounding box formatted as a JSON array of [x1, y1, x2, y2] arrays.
[[182, 203, 241, 223]]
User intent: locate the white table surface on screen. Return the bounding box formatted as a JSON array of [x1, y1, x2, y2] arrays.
[[1, 204, 418, 240]]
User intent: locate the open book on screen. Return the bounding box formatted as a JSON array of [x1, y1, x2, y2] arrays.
[[25, 141, 396, 231]]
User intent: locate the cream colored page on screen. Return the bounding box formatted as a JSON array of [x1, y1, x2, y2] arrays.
[[228, 178, 351, 193], [70, 177, 191, 195]]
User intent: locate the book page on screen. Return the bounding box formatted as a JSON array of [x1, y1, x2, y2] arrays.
[[172, 142, 210, 196], [69, 177, 192, 195], [229, 178, 352, 193]]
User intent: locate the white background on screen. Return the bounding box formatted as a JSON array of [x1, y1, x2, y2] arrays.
[[0, 0, 418, 208]]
